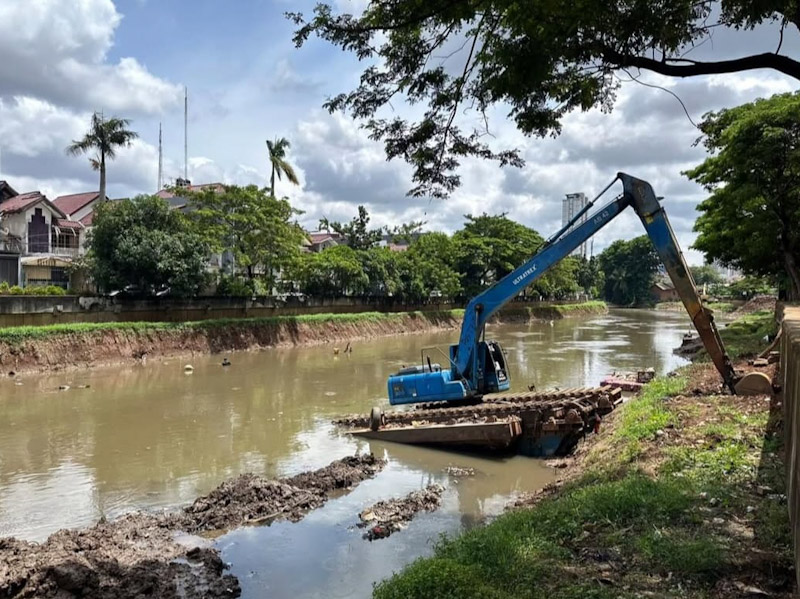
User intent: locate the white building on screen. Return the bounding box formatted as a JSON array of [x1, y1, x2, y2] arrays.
[[562, 192, 588, 258]]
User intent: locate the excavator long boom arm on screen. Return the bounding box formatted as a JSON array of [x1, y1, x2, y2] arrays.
[[454, 172, 737, 393]]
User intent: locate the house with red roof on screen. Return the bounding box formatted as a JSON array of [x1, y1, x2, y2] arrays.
[[0, 184, 88, 288]]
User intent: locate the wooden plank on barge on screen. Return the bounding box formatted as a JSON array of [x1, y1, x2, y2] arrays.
[[351, 418, 522, 450]]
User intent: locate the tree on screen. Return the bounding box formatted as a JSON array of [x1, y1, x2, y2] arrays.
[[66, 112, 138, 202], [397, 232, 462, 301], [388, 219, 427, 244], [686, 93, 800, 300], [266, 137, 300, 196], [87, 196, 210, 296], [290, 2, 800, 198], [358, 247, 402, 297], [598, 236, 660, 305], [325, 205, 384, 250], [186, 185, 306, 290], [291, 245, 368, 296], [576, 256, 605, 298], [453, 214, 544, 296], [690, 265, 723, 287]]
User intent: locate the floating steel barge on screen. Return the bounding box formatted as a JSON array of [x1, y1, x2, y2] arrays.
[[335, 386, 623, 457]]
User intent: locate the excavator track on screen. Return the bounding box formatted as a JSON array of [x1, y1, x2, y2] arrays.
[[335, 386, 621, 430]]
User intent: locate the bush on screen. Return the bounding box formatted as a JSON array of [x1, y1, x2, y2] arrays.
[[0, 281, 9, 294], [8, 285, 24, 295], [216, 275, 255, 297]]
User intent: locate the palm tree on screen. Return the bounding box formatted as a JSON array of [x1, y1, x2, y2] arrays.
[[66, 112, 138, 202], [266, 137, 299, 196]]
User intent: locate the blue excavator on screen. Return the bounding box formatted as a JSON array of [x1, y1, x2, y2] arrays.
[[380, 173, 740, 424]]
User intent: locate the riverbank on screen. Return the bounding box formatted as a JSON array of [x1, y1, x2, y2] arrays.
[[373, 366, 792, 598], [0, 301, 607, 373]]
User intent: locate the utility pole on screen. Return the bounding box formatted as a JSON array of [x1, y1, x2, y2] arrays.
[[157, 122, 163, 192], [184, 86, 188, 181]]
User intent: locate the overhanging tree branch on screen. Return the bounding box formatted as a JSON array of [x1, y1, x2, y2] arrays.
[[605, 49, 800, 80]]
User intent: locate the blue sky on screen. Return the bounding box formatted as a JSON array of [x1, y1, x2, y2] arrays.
[[0, 0, 796, 262]]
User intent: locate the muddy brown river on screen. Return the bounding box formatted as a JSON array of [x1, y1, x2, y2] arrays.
[[0, 308, 691, 597]]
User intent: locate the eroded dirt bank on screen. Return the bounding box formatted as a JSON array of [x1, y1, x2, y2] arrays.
[[0, 303, 607, 374], [0, 455, 385, 599]]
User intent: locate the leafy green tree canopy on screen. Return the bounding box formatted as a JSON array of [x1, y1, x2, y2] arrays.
[[321, 205, 384, 250], [290, 1, 800, 197], [690, 265, 723, 287], [88, 196, 210, 296], [687, 92, 800, 300], [598, 236, 660, 305], [186, 185, 306, 287], [292, 245, 369, 296]]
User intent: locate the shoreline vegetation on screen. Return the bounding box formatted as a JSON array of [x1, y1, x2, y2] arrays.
[[373, 308, 792, 599], [0, 301, 607, 373]]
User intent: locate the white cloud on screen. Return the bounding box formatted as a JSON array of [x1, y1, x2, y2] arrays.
[[0, 0, 181, 114]]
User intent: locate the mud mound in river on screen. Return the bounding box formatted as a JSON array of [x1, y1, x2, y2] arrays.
[[0, 513, 239, 599], [281, 454, 386, 492], [0, 454, 385, 599], [359, 483, 445, 541], [180, 455, 387, 531]]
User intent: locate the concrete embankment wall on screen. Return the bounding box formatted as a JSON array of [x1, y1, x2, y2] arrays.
[[0, 296, 460, 328], [781, 306, 800, 587], [0, 301, 608, 373]]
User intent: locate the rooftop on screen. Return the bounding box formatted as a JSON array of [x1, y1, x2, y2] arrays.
[[52, 191, 101, 217]]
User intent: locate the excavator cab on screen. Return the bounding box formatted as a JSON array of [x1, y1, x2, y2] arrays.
[[480, 340, 510, 394]]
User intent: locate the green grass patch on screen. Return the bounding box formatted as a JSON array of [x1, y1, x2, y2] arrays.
[[717, 310, 777, 358], [616, 376, 687, 444], [635, 529, 727, 576], [662, 441, 756, 493], [375, 474, 691, 599], [705, 301, 736, 313], [0, 310, 466, 344], [551, 300, 607, 315]]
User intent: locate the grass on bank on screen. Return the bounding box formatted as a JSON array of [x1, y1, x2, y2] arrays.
[[717, 310, 778, 358], [374, 370, 792, 599]]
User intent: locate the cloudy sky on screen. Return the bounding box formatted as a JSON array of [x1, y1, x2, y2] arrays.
[[0, 0, 797, 263]]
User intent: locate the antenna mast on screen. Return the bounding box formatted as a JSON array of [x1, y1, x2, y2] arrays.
[[157, 122, 163, 192], [184, 86, 188, 181]]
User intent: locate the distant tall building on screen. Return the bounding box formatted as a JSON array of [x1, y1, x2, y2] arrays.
[[562, 192, 588, 258]]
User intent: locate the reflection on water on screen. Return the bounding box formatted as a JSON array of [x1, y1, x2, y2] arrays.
[[0, 307, 690, 584]]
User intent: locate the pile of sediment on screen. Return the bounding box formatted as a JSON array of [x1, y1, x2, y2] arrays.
[[731, 295, 776, 317], [359, 484, 445, 541], [0, 454, 386, 599], [180, 454, 387, 530]]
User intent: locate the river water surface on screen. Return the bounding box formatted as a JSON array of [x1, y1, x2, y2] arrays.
[[0, 308, 691, 597]]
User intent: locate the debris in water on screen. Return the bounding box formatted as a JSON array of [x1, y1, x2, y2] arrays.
[[184, 364, 194, 372], [358, 484, 445, 541], [324, 391, 337, 397], [222, 357, 231, 367], [58, 385, 70, 391], [444, 466, 476, 477]]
